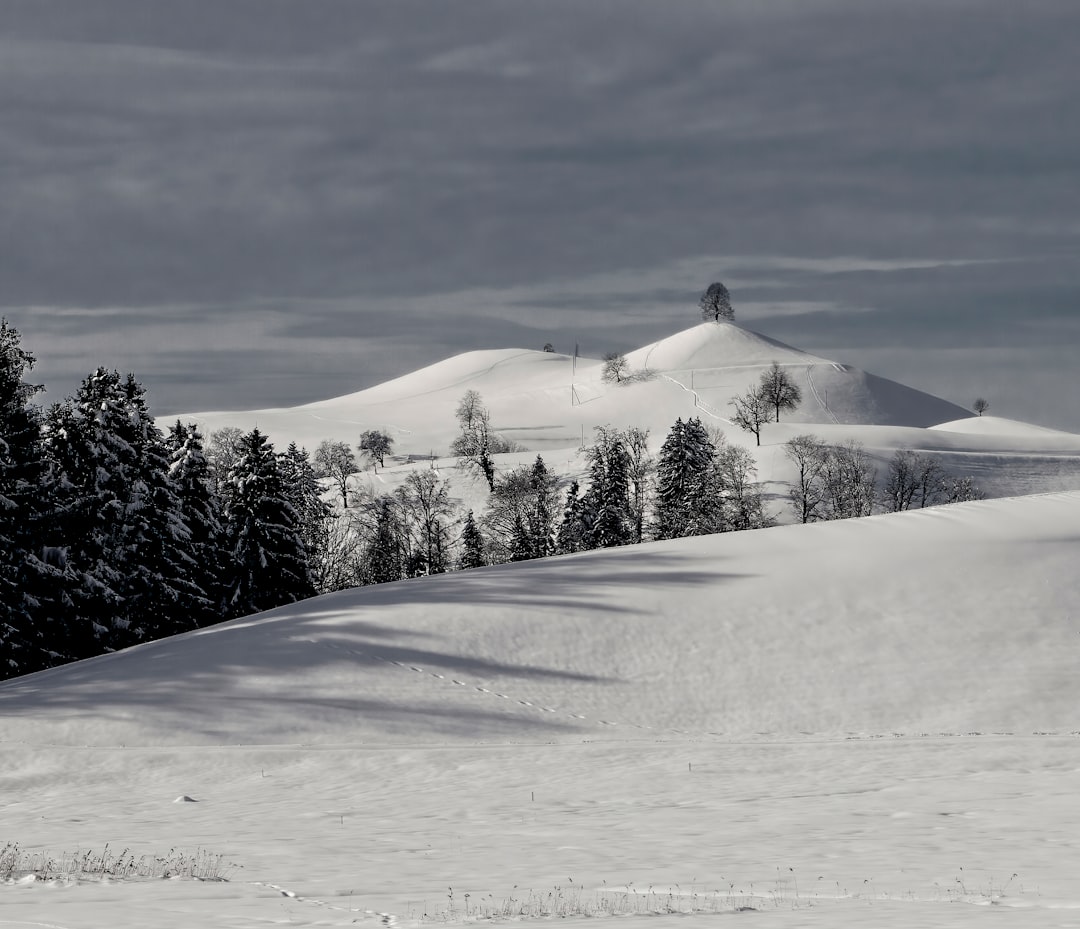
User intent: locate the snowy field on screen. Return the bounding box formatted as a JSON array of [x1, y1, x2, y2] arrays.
[[4, 490, 1080, 927]]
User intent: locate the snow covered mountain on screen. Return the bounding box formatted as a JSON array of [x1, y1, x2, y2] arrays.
[[168, 321, 1080, 504]]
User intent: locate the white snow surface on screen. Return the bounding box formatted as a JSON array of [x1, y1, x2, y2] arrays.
[[4, 491, 1080, 926], [166, 323, 1080, 510]]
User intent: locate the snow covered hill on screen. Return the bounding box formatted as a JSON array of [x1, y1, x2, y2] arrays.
[[3, 493, 1080, 926], [5, 491, 1080, 745], [167, 321, 1080, 507]]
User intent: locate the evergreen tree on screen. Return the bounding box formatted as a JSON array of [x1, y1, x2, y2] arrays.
[[223, 429, 316, 616], [526, 455, 558, 558], [509, 513, 534, 562], [42, 392, 113, 656], [110, 375, 204, 641], [279, 442, 333, 570], [362, 495, 405, 584], [35, 370, 205, 657], [459, 510, 486, 569], [555, 481, 588, 554], [483, 457, 559, 563], [0, 320, 59, 677], [653, 417, 716, 539], [167, 421, 228, 624], [581, 430, 633, 548]]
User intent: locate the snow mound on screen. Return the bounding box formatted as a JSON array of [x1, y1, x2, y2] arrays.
[[625, 321, 827, 372], [930, 415, 1077, 437], [315, 349, 571, 406]]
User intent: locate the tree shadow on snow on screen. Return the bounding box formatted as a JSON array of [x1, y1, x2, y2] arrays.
[[0, 549, 751, 743]]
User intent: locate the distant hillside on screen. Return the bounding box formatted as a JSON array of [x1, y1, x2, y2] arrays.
[[164, 321, 1080, 505], [169, 322, 969, 447]]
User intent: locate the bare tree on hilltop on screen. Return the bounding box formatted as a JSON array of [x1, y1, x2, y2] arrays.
[[973, 397, 990, 416], [699, 281, 734, 322]]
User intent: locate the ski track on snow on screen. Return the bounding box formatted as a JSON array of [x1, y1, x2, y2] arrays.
[[806, 365, 841, 425]]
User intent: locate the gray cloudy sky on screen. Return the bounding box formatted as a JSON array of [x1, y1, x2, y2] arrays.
[[3, 0, 1079, 428]]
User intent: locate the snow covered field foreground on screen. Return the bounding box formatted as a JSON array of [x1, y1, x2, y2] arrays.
[[3, 492, 1080, 927]]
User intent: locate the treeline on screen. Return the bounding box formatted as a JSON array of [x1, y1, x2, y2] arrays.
[[785, 436, 981, 522], [1, 319, 981, 681], [1, 319, 326, 678]]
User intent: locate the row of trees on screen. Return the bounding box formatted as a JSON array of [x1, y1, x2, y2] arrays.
[[1, 319, 329, 678], [785, 436, 981, 523], [322, 413, 773, 586], [0, 316, 984, 682]]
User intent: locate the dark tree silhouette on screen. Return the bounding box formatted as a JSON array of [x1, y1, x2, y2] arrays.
[[699, 282, 734, 321]]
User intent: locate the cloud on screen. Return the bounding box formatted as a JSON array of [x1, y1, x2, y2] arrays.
[[1, 0, 1077, 431]]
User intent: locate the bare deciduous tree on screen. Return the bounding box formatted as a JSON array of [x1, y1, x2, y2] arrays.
[[313, 439, 359, 507], [601, 352, 629, 384], [784, 436, 875, 521], [973, 397, 990, 416], [450, 390, 512, 491], [785, 434, 829, 523], [396, 470, 454, 576], [759, 361, 802, 422], [730, 386, 772, 446], [820, 440, 877, 520], [883, 449, 947, 513], [205, 426, 244, 494]]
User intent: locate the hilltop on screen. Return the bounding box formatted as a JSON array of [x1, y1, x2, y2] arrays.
[[168, 321, 1080, 505]]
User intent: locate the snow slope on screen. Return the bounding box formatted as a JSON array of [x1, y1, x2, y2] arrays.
[[4, 493, 1080, 926], [168, 322, 974, 448], [166, 322, 1080, 507]]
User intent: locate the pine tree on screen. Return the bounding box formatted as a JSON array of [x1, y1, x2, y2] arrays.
[[459, 510, 486, 569], [526, 455, 558, 559], [363, 495, 405, 584], [279, 443, 333, 564], [0, 320, 59, 678], [36, 371, 205, 657], [581, 431, 633, 548], [653, 417, 717, 539], [509, 513, 534, 562], [106, 375, 206, 642], [555, 481, 587, 554], [167, 421, 228, 625], [223, 429, 316, 616]]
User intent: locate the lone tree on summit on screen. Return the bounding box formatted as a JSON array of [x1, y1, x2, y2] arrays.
[[973, 397, 990, 416], [699, 282, 734, 322]]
